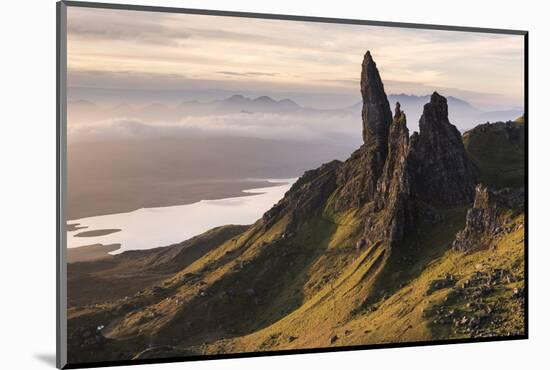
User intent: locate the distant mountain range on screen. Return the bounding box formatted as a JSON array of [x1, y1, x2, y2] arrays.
[[347, 94, 522, 132], [68, 93, 522, 133], [178, 94, 302, 115]]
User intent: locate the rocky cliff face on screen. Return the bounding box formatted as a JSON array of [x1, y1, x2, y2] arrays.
[[376, 102, 411, 206], [368, 102, 416, 245], [262, 160, 341, 231]]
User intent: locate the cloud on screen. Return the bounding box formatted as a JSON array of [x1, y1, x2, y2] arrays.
[[68, 111, 362, 145], [67, 8, 280, 46], [68, 22, 191, 45], [67, 7, 525, 110], [217, 71, 280, 77], [68, 69, 190, 90], [177, 112, 359, 141]]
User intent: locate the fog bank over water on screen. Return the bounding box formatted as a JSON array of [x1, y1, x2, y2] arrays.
[[68, 92, 522, 143]]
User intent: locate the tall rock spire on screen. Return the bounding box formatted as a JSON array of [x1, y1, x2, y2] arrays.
[[360, 51, 393, 166], [374, 102, 415, 244], [412, 92, 477, 205], [330, 52, 394, 212]]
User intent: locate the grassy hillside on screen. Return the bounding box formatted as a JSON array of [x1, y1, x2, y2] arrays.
[[197, 208, 524, 353], [67, 205, 365, 362], [67, 194, 524, 364], [463, 117, 525, 188], [67, 224, 248, 307]]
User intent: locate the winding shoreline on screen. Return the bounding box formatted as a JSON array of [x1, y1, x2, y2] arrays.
[[67, 178, 295, 262]]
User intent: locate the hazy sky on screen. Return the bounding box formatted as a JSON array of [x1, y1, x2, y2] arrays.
[[67, 7, 524, 110]]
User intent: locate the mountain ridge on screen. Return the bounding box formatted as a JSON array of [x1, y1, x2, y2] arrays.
[[69, 91, 521, 133]]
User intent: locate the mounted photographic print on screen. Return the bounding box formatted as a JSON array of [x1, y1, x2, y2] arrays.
[[56, 1, 528, 368]]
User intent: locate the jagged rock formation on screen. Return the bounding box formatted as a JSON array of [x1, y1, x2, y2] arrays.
[[330, 52, 394, 211], [352, 61, 476, 247], [376, 102, 411, 205], [262, 160, 341, 231], [411, 92, 477, 205], [330, 147, 378, 212], [360, 51, 393, 159], [360, 90, 479, 248], [268, 53, 476, 250], [453, 185, 524, 252], [370, 102, 415, 245]]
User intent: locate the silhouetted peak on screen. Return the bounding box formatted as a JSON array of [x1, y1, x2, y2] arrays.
[[225, 94, 247, 103], [423, 91, 449, 121], [254, 96, 275, 102], [360, 50, 392, 152], [415, 92, 476, 205]]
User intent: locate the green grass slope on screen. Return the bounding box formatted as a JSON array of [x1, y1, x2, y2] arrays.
[[196, 211, 524, 354], [463, 116, 525, 188], [67, 224, 248, 308]]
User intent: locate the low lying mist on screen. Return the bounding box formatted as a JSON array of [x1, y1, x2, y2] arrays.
[[67, 91, 522, 219]]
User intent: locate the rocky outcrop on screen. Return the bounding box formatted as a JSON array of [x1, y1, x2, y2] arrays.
[[358, 50, 393, 188], [452, 185, 524, 252], [373, 102, 416, 244], [412, 92, 477, 205], [330, 52, 394, 211], [376, 102, 412, 205], [360, 51, 393, 159], [70, 326, 106, 349], [331, 146, 381, 212], [262, 160, 341, 231], [263, 53, 478, 252]]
